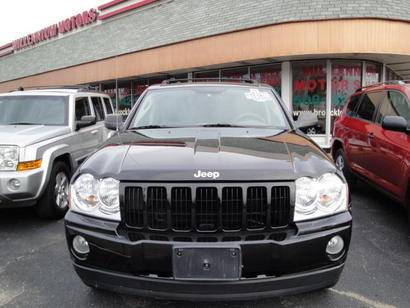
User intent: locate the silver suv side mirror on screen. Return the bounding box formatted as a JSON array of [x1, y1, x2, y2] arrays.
[[105, 114, 124, 131], [76, 115, 96, 131]]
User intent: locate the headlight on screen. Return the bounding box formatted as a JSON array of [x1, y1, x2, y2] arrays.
[[294, 173, 348, 222], [0, 146, 19, 171], [98, 178, 120, 214], [70, 174, 120, 220]]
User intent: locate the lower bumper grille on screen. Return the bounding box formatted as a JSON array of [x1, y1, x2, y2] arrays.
[[122, 183, 292, 233]]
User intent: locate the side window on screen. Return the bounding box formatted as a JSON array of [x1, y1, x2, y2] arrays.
[[356, 92, 383, 122], [346, 95, 360, 117], [75, 97, 91, 121], [103, 97, 113, 114], [389, 91, 410, 122], [91, 97, 105, 121]]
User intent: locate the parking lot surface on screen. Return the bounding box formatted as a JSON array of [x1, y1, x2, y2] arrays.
[[0, 182, 409, 308]]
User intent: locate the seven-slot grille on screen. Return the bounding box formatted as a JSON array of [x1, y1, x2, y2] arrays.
[[122, 184, 291, 232]]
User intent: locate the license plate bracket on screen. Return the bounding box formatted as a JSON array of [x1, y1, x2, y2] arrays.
[[173, 246, 241, 281]]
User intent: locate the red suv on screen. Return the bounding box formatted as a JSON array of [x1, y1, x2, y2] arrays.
[[332, 81, 410, 221]]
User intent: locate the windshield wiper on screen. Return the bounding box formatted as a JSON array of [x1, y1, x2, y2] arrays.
[[199, 123, 246, 128], [129, 125, 174, 130], [8, 122, 38, 125]]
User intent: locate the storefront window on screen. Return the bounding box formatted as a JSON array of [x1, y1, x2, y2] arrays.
[[194, 70, 219, 80], [117, 82, 132, 113], [331, 61, 362, 127], [364, 62, 381, 86], [170, 73, 188, 80], [102, 83, 117, 110], [386, 67, 402, 81], [221, 67, 249, 79], [250, 64, 281, 95], [134, 79, 149, 98], [292, 61, 327, 135]]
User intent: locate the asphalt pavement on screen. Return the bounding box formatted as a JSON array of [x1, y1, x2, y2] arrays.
[[1, 181, 409, 308]]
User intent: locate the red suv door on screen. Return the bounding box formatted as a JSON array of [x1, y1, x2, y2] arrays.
[[348, 91, 384, 180], [371, 90, 410, 201]]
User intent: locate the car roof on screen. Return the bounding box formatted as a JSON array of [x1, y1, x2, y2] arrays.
[[0, 89, 110, 97], [147, 81, 274, 90], [354, 80, 410, 96]]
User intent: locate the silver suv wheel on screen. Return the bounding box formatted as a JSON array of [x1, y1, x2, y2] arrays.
[[54, 172, 69, 209]]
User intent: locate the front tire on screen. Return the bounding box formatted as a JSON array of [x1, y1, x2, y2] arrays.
[[35, 161, 70, 219], [334, 149, 356, 188]]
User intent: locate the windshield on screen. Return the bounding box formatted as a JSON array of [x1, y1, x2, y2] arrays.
[[0, 95, 68, 126], [129, 86, 289, 129]]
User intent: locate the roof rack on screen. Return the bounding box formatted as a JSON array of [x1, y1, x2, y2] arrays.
[[13, 85, 97, 92], [355, 80, 410, 92], [161, 78, 260, 85]]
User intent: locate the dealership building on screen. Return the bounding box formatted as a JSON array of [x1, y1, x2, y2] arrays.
[[0, 0, 410, 147]]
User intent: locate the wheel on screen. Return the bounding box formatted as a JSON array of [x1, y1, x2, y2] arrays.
[[406, 190, 410, 228], [35, 161, 70, 219], [306, 127, 317, 135], [334, 148, 356, 188]]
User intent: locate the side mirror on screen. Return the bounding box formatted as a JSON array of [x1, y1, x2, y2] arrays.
[[76, 115, 96, 130], [295, 112, 319, 129], [382, 116, 408, 133], [105, 114, 124, 131]]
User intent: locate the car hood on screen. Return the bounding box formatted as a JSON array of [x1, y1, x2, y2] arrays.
[[80, 128, 336, 182], [0, 125, 71, 147]]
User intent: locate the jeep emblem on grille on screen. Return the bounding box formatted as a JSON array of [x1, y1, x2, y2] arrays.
[[194, 170, 220, 179]]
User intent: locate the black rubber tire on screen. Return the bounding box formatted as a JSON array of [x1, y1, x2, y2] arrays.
[[334, 148, 357, 188], [406, 190, 410, 229], [35, 161, 70, 219]]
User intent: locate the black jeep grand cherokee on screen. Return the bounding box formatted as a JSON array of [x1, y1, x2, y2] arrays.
[[65, 80, 352, 301]]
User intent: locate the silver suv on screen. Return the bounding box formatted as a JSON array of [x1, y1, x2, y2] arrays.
[[0, 87, 114, 219]]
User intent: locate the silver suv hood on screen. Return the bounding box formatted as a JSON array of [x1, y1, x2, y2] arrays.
[[0, 125, 71, 147]]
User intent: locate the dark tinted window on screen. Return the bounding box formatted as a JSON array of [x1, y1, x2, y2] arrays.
[[75, 97, 91, 121], [356, 92, 384, 122], [376, 91, 410, 124], [346, 95, 360, 117], [103, 97, 113, 114], [91, 97, 105, 121]]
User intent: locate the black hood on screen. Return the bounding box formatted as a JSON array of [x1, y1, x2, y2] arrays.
[[79, 128, 336, 182]]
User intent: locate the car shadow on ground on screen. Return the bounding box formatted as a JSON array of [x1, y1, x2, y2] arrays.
[[0, 207, 55, 231], [351, 180, 409, 236]]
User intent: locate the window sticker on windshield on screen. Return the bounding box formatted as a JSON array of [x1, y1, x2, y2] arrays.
[[245, 89, 271, 102]]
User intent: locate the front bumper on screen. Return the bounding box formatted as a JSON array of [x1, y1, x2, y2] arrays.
[[0, 169, 44, 208], [65, 211, 352, 301]]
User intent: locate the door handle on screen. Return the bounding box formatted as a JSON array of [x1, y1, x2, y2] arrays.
[[90, 130, 99, 135], [367, 132, 374, 139]]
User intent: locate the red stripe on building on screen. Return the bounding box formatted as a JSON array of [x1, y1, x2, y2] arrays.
[[98, 0, 158, 20], [0, 50, 13, 58], [98, 0, 129, 11], [0, 42, 12, 51]]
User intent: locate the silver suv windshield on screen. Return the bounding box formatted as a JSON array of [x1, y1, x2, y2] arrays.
[[129, 86, 289, 129], [0, 95, 68, 126]]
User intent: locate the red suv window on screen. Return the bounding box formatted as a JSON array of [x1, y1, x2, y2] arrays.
[[346, 95, 361, 117], [356, 92, 384, 122], [376, 90, 410, 125]]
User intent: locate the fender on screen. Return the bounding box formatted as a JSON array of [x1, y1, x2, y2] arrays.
[[35, 144, 74, 199]]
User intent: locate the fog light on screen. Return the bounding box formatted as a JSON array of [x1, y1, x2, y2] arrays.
[[7, 179, 21, 190], [72, 235, 90, 255], [326, 235, 344, 255]]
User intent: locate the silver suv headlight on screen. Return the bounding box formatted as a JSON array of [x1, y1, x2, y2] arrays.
[[70, 173, 120, 221], [294, 173, 348, 222], [0, 146, 19, 171]]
